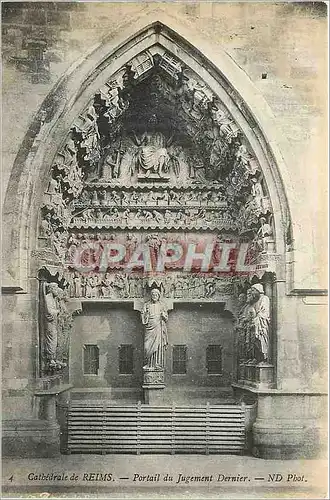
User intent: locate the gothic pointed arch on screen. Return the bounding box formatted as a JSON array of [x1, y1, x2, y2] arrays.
[[3, 18, 295, 294]]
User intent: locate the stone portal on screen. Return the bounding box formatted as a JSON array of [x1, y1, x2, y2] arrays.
[[36, 44, 276, 408]]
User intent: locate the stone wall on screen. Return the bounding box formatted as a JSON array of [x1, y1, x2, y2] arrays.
[[70, 303, 235, 392]]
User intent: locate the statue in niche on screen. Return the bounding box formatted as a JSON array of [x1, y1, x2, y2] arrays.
[[207, 97, 240, 143], [85, 276, 93, 298], [41, 282, 67, 373], [188, 155, 206, 181], [256, 216, 273, 253], [58, 133, 78, 168], [246, 283, 271, 363], [141, 288, 168, 371], [107, 80, 126, 113], [251, 177, 265, 211], [234, 143, 259, 176], [239, 288, 258, 362], [102, 148, 123, 180], [72, 271, 83, 297], [128, 275, 137, 297], [121, 63, 136, 100], [40, 212, 53, 238], [47, 177, 60, 200], [113, 274, 129, 297], [53, 230, 67, 260], [163, 276, 174, 298]]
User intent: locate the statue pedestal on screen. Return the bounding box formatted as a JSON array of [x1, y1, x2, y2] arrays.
[[142, 368, 165, 405], [35, 383, 73, 421], [245, 360, 257, 382], [255, 362, 274, 389], [238, 361, 274, 389], [238, 362, 246, 382], [31, 383, 72, 457]]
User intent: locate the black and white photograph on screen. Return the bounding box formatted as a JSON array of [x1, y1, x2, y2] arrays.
[[1, 1, 328, 498]]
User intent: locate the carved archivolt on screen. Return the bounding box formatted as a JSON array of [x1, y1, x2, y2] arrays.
[[38, 47, 275, 277]]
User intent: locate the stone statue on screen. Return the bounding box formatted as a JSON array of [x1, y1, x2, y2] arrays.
[[248, 283, 271, 362], [47, 177, 60, 197], [101, 273, 114, 298], [132, 128, 173, 177], [251, 177, 264, 210], [56, 287, 73, 367], [40, 213, 53, 238], [42, 282, 67, 372], [141, 289, 168, 370], [73, 271, 82, 297], [256, 216, 273, 252], [242, 288, 258, 361], [103, 149, 122, 179], [59, 134, 78, 167]]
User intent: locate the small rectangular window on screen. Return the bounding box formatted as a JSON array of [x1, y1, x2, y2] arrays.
[[119, 344, 134, 374], [206, 345, 222, 374], [173, 345, 187, 374], [83, 344, 99, 375]]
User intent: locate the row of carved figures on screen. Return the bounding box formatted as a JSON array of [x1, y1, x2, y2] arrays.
[[73, 188, 228, 208], [44, 167, 269, 229], [40, 214, 273, 272], [71, 207, 237, 228], [70, 176, 267, 212], [65, 272, 236, 300]]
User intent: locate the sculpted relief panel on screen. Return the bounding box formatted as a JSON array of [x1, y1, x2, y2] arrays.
[[39, 48, 273, 256], [36, 47, 275, 380]]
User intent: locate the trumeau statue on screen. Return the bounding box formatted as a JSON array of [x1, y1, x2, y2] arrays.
[[141, 288, 169, 371]]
